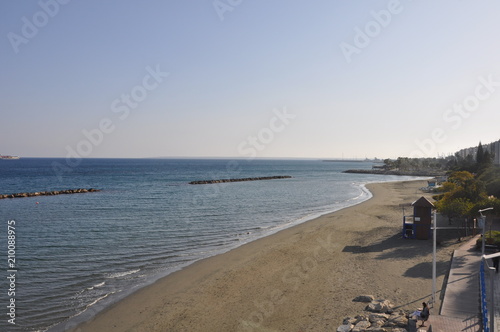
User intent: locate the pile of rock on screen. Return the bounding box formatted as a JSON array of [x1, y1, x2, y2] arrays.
[[0, 188, 100, 199], [337, 295, 410, 332]]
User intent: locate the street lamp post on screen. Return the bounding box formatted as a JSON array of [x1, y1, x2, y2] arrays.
[[432, 210, 437, 308], [479, 207, 494, 255], [479, 207, 495, 332]]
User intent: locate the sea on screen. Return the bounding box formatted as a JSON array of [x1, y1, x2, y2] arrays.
[[0, 158, 425, 332]]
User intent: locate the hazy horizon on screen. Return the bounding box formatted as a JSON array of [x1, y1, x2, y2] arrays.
[[2, 1, 500, 160]]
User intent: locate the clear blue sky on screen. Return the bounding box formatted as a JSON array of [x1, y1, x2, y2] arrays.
[[1, 0, 500, 159]]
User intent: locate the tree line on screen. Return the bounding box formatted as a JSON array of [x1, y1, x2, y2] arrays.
[[431, 142, 500, 221]]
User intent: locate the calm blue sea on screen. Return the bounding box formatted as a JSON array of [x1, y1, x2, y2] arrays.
[[0, 158, 423, 331]]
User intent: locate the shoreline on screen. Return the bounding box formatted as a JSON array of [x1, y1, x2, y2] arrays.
[[67, 179, 458, 332], [51, 180, 375, 332]]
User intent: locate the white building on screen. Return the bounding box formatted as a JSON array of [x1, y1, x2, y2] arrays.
[[456, 139, 500, 165]]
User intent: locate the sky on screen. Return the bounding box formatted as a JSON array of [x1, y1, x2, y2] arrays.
[[1, 0, 500, 160]]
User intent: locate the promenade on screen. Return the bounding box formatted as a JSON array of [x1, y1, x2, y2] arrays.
[[418, 236, 482, 332]]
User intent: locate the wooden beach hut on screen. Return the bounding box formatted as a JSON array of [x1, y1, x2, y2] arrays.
[[402, 196, 434, 240], [412, 196, 434, 240]]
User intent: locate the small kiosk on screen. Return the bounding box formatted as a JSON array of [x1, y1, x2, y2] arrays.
[[402, 196, 434, 240]]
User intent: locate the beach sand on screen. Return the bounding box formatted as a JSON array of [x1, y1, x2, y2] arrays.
[[71, 180, 463, 332]]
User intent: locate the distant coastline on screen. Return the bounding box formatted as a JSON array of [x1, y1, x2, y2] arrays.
[[323, 159, 380, 163], [343, 169, 445, 176]]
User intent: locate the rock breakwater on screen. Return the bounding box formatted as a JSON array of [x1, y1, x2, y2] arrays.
[[0, 188, 101, 199], [337, 295, 413, 332], [189, 176, 292, 185]]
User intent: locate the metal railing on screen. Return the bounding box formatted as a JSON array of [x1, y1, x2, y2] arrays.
[[480, 260, 490, 332], [481, 252, 500, 332]]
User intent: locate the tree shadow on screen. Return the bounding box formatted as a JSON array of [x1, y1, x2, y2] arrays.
[[342, 228, 476, 261], [403, 261, 450, 279], [340, 229, 478, 281], [342, 232, 434, 260]]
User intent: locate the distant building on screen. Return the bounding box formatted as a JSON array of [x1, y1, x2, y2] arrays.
[[456, 139, 500, 165]]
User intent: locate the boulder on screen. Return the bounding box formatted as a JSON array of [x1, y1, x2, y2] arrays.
[[383, 313, 408, 328], [354, 315, 369, 324], [353, 295, 375, 303], [368, 313, 389, 327], [366, 327, 387, 332], [343, 317, 357, 325], [365, 300, 393, 313], [337, 324, 353, 332], [352, 320, 371, 332], [369, 313, 389, 322]]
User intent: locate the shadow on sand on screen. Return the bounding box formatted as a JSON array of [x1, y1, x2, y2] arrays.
[[342, 229, 471, 280]]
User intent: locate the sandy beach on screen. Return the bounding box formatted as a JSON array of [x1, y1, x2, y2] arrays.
[[70, 180, 463, 332]]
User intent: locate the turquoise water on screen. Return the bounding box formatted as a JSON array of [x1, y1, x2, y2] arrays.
[[0, 158, 422, 331]]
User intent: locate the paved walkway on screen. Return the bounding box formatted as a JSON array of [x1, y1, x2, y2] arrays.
[[422, 236, 482, 332], [484, 256, 500, 332], [440, 236, 481, 320]]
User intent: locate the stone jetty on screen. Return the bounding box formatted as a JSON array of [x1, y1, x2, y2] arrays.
[[337, 295, 412, 332], [189, 176, 292, 185], [0, 188, 100, 199]]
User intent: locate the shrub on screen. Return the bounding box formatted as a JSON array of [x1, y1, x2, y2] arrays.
[[475, 230, 500, 249]]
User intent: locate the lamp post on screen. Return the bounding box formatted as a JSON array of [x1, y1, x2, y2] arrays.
[[432, 210, 436, 308], [479, 207, 494, 255], [480, 207, 495, 332]]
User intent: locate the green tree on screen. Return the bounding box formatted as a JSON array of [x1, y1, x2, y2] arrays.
[[448, 171, 474, 187], [476, 142, 484, 164], [453, 153, 476, 173], [470, 197, 500, 217], [436, 197, 473, 220], [435, 170, 489, 220], [478, 165, 500, 197]]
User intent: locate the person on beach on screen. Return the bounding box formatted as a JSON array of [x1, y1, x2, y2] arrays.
[[411, 302, 429, 327]]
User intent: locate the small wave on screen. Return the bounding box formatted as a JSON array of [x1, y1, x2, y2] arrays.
[[85, 291, 115, 309], [87, 282, 105, 290], [105, 269, 140, 279]]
